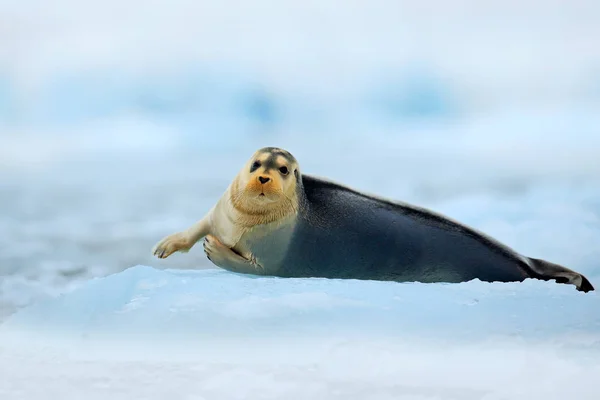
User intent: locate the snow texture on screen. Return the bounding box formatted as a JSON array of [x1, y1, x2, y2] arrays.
[[1, 266, 599, 400]]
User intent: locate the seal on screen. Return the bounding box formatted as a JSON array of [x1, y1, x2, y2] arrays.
[[152, 147, 595, 292]]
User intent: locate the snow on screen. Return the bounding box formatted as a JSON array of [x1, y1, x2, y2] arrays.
[[2, 0, 600, 398], [1, 266, 600, 399], [3, 266, 600, 342]]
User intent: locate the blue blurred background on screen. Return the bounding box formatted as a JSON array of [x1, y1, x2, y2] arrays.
[[1, 0, 599, 320]]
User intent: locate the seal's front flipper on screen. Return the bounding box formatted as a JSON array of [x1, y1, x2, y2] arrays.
[[203, 234, 264, 276], [152, 232, 192, 259], [152, 214, 212, 259], [528, 257, 594, 293]]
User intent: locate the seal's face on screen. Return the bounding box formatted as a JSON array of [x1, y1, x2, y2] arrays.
[[228, 147, 300, 225], [239, 147, 299, 204]]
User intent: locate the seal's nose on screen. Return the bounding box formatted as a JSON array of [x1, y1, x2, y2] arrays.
[[258, 176, 270, 184]]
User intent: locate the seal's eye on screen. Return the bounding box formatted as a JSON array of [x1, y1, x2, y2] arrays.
[[250, 161, 261, 172], [279, 166, 289, 175]]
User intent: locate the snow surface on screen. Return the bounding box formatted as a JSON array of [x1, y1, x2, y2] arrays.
[[1, 266, 599, 400], [2, 0, 600, 398]]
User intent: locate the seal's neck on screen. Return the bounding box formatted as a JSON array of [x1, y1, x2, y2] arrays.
[[228, 177, 299, 227]]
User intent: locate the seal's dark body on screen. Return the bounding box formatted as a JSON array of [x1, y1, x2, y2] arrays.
[[252, 175, 593, 291]]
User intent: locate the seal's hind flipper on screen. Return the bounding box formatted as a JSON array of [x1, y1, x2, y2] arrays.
[[578, 275, 595, 293], [528, 257, 594, 293]]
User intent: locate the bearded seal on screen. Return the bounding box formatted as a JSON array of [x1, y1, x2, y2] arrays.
[[151, 147, 594, 292]]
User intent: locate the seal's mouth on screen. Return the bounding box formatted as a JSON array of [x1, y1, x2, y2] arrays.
[[256, 191, 277, 203]]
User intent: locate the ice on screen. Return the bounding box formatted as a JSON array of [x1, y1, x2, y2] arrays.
[[2, 0, 600, 397], [3, 265, 600, 342], [2, 0, 600, 131], [1, 266, 600, 399]]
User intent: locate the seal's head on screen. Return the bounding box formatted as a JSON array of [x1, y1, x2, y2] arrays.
[[230, 147, 301, 219]]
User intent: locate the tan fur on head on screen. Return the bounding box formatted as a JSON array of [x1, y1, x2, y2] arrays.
[[152, 147, 302, 259], [228, 147, 300, 227]]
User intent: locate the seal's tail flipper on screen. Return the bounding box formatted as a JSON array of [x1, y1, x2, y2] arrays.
[[528, 257, 595, 293]]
